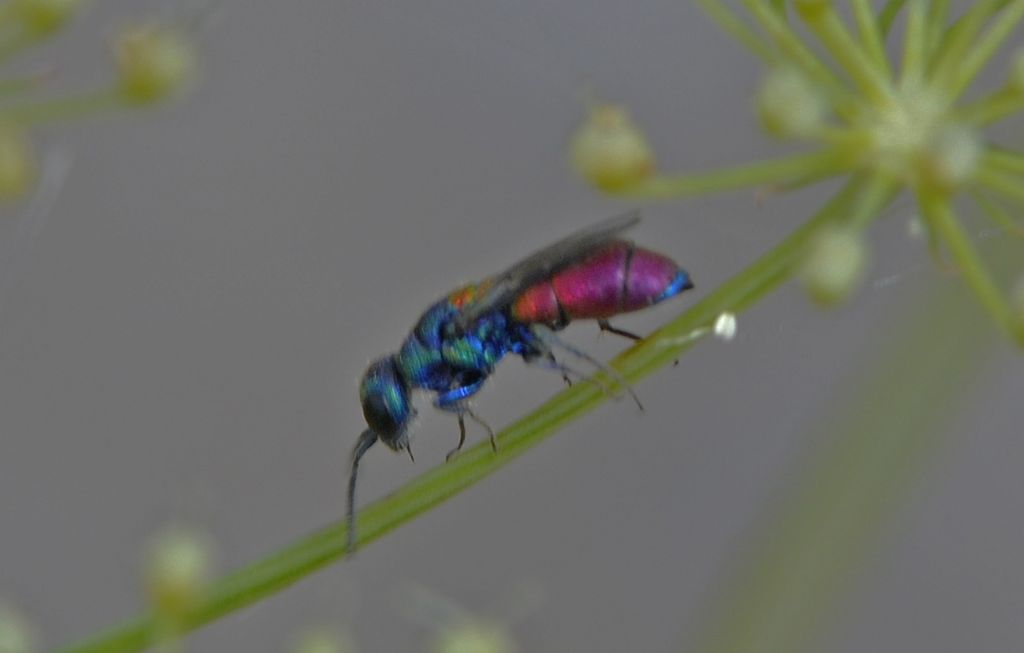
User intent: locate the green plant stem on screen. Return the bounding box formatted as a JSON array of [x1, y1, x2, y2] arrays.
[[956, 87, 1024, 126], [800, 4, 892, 103], [947, 0, 1024, 99], [740, 0, 856, 118], [851, 0, 891, 78], [930, 0, 1007, 83], [975, 158, 1024, 205], [878, 0, 908, 38], [925, 0, 951, 58], [972, 189, 1024, 235], [49, 178, 873, 653], [918, 192, 1022, 344], [618, 149, 850, 199], [692, 0, 775, 63], [687, 273, 997, 653], [844, 172, 900, 230], [981, 148, 1024, 176], [0, 87, 125, 124], [901, 0, 928, 83]]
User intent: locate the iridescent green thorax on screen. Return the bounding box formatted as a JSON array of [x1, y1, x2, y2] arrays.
[[395, 296, 518, 396], [441, 335, 502, 371]]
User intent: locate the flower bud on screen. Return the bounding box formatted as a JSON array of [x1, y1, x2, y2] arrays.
[[292, 629, 355, 653], [0, 601, 34, 653], [433, 620, 516, 653], [918, 125, 980, 194], [801, 227, 868, 306], [570, 104, 655, 192], [144, 525, 214, 620], [11, 0, 79, 36], [113, 25, 196, 105], [756, 67, 825, 139], [0, 125, 36, 201]]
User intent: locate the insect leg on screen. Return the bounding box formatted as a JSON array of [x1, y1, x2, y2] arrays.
[[523, 351, 574, 385], [530, 324, 644, 411], [544, 352, 574, 386], [464, 407, 497, 452], [597, 319, 643, 342], [524, 350, 629, 398], [435, 378, 499, 457], [434, 377, 487, 408], [445, 415, 468, 462], [598, 318, 680, 366], [442, 408, 497, 459]]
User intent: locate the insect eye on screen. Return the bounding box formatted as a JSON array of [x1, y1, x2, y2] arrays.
[[362, 392, 402, 438]]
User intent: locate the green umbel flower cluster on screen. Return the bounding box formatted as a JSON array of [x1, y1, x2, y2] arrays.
[[573, 0, 1024, 345]]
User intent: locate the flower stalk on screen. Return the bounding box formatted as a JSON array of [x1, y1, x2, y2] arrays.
[[572, 0, 1024, 347], [0, 3, 197, 201]]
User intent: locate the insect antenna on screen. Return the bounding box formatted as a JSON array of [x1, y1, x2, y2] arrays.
[[531, 324, 644, 411], [346, 428, 379, 554]]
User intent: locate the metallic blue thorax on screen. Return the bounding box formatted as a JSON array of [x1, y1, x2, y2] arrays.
[[395, 298, 536, 409]]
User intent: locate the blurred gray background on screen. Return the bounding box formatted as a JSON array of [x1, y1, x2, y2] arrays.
[[0, 1, 1021, 651]]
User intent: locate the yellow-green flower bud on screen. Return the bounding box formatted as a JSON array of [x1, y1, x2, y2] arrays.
[[0, 125, 36, 201], [292, 630, 355, 653], [11, 0, 79, 36], [432, 621, 516, 653], [570, 104, 655, 192], [756, 67, 825, 139], [0, 602, 34, 653], [144, 526, 214, 620], [114, 25, 196, 105], [801, 227, 868, 306], [919, 125, 980, 195]]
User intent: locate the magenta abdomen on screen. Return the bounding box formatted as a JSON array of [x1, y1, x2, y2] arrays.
[[511, 241, 691, 325]]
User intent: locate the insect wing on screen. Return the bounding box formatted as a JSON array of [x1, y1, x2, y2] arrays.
[[456, 210, 642, 328]]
